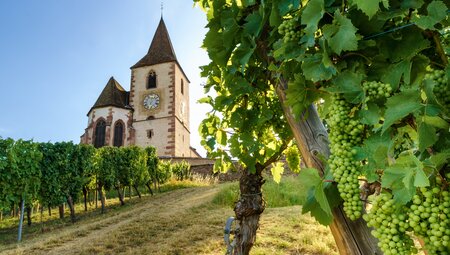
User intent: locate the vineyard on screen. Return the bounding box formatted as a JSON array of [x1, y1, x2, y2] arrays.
[[0, 138, 191, 239], [194, 0, 449, 254]]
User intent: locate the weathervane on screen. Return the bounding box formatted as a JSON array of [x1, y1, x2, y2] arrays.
[[161, 1, 164, 17]]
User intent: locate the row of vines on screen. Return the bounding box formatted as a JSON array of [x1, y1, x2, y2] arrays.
[[0, 137, 191, 226]]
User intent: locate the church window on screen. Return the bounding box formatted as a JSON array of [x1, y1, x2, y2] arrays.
[[147, 129, 154, 139], [147, 71, 157, 89], [181, 79, 184, 94], [113, 121, 124, 147], [94, 119, 106, 148]]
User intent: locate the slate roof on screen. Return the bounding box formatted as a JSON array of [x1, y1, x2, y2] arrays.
[[131, 17, 178, 68], [88, 77, 130, 115]]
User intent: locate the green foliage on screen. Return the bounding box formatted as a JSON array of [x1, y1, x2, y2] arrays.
[[94, 147, 118, 190], [125, 146, 150, 188], [157, 160, 172, 185], [270, 162, 285, 183], [195, 0, 450, 253], [73, 144, 96, 192], [10, 139, 42, 204], [144, 146, 159, 187], [172, 160, 191, 181], [212, 176, 306, 208], [284, 144, 301, 173]]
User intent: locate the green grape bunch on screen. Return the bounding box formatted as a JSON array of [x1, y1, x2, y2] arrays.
[[284, 145, 301, 173], [364, 193, 416, 255], [277, 19, 301, 43], [327, 94, 365, 220], [408, 182, 450, 255], [362, 81, 393, 102], [425, 68, 449, 111]]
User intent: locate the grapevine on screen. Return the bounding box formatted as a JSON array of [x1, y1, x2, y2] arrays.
[[277, 19, 301, 43], [362, 81, 393, 103], [408, 182, 450, 254], [327, 94, 364, 220], [365, 193, 416, 255], [425, 68, 450, 110], [284, 145, 301, 173], [194, 0, 450, 253]]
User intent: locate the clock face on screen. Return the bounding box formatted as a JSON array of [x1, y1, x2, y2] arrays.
[[143, 94, 160, 110]]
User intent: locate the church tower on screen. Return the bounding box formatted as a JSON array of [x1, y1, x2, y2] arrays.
[[81, 17, 197, 158], [129, 17, 191, 157]]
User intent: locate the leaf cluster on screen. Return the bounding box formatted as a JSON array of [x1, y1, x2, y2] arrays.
[[195, 0, 450, 226]]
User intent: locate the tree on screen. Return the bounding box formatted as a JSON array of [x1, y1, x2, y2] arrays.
[[194, 0, 449, 254]]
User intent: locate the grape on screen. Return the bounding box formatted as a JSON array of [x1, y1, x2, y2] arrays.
[[278, 19, 301, 43], [327, 94, 364, 219], [362, 81, 393, 102], [366, 193, 415, 255], [407, 183, 450, 254], [424, 68, 449, 111]]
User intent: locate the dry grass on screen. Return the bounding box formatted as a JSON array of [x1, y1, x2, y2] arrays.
[[0, 183, 338, 255]]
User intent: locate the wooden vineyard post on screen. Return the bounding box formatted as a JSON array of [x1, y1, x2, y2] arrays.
[[276, 83, 382, 255]]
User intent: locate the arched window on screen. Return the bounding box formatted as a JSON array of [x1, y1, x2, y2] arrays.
[[94, 119, 106, 148], [147, 71, 157, 89], [113, 121, 124, 147]]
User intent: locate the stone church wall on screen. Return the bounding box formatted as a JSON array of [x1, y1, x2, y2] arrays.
[[133, 117, 172, 156], [84, 106, 132, 146], [130, 62, 174, 121]]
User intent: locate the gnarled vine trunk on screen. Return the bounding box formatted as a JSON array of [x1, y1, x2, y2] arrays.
[[67, 195, 76, 223], [276, 83, 381, 255], [98, 184, 106, 213], [26, 206, 32, 226], [233, 166, 265, 255], [145, 183, 154, 196], [83, 187, 88, 211], [116, 186, 125, 205], [58, 204, 64, 219], [133, 185, 142, 198]]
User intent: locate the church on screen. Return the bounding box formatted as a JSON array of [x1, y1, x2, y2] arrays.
[[80, 17, 200, 158]]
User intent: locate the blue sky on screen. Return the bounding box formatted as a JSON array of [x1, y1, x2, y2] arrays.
[[0, 1, 210, 156]]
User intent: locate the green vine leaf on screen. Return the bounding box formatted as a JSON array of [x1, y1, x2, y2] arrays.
[[382, 89, 423, 132], [323, 11, 360, 55], [302, 53, 337, 81], [351, 0, 385, 19], [418, 122, 437, 152], [270, 162, 285, 183], [327, 70, 365, 104], [381, 154, 429, 204], [411, 1, 448, 30], [301, 0, 324, 47]]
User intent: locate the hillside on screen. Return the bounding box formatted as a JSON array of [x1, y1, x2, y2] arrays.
[[0, 185, 337, 255]]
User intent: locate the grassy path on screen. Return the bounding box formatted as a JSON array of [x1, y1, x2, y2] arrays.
[[1, 185, 337, 255]]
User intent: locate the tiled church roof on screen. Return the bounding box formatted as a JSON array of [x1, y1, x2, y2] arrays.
[[131, 17, 178, 68], [89, 77, 129, 114]]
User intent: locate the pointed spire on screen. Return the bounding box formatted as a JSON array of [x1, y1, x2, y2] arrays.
[[131, 17, 178, 69], [89, 77, 129, 113]]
